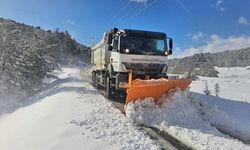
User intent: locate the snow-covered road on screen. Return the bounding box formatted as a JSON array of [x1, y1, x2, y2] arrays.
[[0, 68, 160, 150]]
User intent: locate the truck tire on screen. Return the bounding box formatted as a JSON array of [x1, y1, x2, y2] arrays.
[[105, 74, 113, 99], [92, 72, 97, 87]]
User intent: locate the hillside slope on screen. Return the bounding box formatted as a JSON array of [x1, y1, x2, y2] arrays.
[[169, 48, 250, 77], [0, 18, 90, 101]]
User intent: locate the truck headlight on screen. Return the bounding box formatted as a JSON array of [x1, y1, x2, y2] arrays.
[[124, 48, 130, 53]]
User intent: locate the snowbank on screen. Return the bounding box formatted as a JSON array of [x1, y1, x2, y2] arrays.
[[126, 90, 250, 150], [190, 66, 250, 142], [191, 93, 250, 143]]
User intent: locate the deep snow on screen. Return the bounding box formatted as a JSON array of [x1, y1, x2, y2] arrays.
[[126, 66, 250, 150], [126, 90, 250, 150], [191, 66, 250, 141]]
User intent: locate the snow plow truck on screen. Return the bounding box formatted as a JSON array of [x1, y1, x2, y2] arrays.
[[91, 28, 191, 111]]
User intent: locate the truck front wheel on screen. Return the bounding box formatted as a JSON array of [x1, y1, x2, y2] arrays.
[[105, 74, 113, 99]]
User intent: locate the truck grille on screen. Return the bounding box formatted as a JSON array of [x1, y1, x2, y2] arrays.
[[123, 63, 165, 74]]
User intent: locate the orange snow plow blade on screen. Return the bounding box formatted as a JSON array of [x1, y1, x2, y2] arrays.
[[124, 78, 192, 110]]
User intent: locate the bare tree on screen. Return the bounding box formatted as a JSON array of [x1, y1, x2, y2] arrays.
[[215, 83, 220, 96], [203, 82, 211, 95]]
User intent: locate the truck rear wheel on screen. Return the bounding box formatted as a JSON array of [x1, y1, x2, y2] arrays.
[[92, 71, 97, 87], [92, 71, 102, 89]]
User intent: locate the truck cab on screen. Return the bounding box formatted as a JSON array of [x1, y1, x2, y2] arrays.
[[91, 28, 173, 99]]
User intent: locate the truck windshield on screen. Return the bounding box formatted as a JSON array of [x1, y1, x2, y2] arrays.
[[120, 36, 166, 55]]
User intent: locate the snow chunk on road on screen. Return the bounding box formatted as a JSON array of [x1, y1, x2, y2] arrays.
[[126, 90, 250, 150]]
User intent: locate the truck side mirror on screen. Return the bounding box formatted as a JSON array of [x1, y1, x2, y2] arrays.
[[167, 38, 173, 55], [169, 38, 173, 50], [168, 50, 172, 55]]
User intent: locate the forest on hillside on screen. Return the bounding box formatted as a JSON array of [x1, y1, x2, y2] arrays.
[[169, 47, 250, 78], [0, 18, 90, 101]]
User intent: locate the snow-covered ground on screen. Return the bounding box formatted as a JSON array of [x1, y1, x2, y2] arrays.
[[126, 67, 250, 150], [191, 66, 250, 102], [1, 66, 250, 150], [126, 90, 250, 149], [190, 66, 250, 141], [0, 68, 160, 150]]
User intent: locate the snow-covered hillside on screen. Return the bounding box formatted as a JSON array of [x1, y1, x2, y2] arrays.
[[191, 66, 250, 102], [190, 66, 250, 146]]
